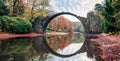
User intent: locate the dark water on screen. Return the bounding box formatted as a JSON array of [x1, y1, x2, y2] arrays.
[[0, 33, 95, 61]]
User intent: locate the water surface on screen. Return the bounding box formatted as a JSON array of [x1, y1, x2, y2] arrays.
[[0, 33, 95, 61]]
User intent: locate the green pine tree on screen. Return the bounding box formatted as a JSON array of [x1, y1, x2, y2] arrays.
[[97, 0, 120, 33], [0, 0, 9, 16]]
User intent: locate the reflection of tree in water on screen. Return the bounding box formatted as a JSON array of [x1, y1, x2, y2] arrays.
[[46, 33, 85, 51], [0, 34, 86, 61], [0, 37, 48, 61], [0, 38, 32, 55]]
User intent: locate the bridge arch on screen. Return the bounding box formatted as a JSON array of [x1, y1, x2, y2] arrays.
[[32, 12, 94, 57], [43, 12, 85, 33], [33, 12, 102, 33]]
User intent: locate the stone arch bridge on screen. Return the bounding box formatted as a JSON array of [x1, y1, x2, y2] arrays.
[[32, 12, 102, 34]]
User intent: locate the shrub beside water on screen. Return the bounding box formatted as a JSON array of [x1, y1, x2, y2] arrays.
[[0, 16, 32, 33]]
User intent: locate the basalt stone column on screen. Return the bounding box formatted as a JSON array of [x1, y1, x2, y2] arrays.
[[87, 12, 102, 33], [78, 12, 102, 33]]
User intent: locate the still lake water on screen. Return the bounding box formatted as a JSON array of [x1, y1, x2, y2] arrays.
[[0, 33, 95, 61]]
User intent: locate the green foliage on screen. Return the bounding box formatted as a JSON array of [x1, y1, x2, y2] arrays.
[[0, 3, 9, 16], [97, 0, 120, 33], [72, 22, 85, 32], [28, 0, 50, 21], [0, 16, 32, 33], [95, 3, 102, 11], [46, 36, 54, 40], [46, 26, 53, 31]]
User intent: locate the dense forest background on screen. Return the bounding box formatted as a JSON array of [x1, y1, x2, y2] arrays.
[[0, 0, 49, 33], [0, 0, 120, 34]]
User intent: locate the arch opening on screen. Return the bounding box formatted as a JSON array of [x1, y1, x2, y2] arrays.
[[43, 12, 86, 57]]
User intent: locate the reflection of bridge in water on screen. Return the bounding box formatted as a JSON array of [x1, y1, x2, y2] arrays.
[[0, 33, 91, 61]]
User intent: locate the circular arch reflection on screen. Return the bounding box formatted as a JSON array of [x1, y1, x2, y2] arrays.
[[43, 12, 86, 57]]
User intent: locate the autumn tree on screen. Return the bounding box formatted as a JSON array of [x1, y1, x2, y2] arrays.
[[24, 0, 50, 22], [47, 16, 76, 32], [6, 0, 49, 21], [7, 0, 26, 16]]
